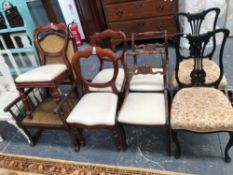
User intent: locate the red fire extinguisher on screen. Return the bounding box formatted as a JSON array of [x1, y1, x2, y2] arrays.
[[68, 20, 82, 47]]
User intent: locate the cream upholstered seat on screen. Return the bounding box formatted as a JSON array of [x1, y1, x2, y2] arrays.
[[130, 68, 164, 91], [118, 93, 166, 125], [15, 64, 67, 83], [172, 59, 227, 89], [171, 87, 233, 132], [67, 93, 118, 126], [89, 68, 124, 92]]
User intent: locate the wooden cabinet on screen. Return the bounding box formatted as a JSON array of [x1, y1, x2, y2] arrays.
[[101, 0, 178, 39]]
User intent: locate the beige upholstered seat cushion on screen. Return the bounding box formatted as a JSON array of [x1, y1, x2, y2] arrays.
[[130, 68, 164, 91], [15, 64, 67, 83], [172, 59, 227, 89], [66, 93, 118, 126], [171, 87, 233, 132], [89, 68, 124, 92], [118, 93, 166, 125]]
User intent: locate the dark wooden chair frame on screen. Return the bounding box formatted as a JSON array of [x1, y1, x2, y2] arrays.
[[175, 7, 220, 61], [4, 84, 80, 150], [90, 29, 128, 93], [58, 47, 125, 150], [15, 23, 75, 119], [171, 29, 232, 162], [118, 31, 171, 154]]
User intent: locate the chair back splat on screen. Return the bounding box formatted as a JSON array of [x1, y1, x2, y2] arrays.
[[173, 29, 229, 89], [72, 47, 119, 95], [175, 7, 220, 60]]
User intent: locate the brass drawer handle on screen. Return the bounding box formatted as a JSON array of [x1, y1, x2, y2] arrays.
[[116, 10, 124, 17]]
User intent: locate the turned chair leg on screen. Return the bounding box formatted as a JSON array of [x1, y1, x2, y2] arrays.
[[224, 132, 233, 163], [167, 127, 171, 156], [68, 128, 82, 152], [118, 125, 127, 150], [18, 88, 33, 119], [111, 127, 122, 150], [171, 130, 181, 158]]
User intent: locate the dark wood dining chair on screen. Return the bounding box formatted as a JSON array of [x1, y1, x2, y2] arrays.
[[89, 29, 127, 93], [15, 23, 75, 119], [171, 29, 233, 162], [65, 47, 125, 150], [117, 31, 170, 154], [173, 7, 227, 90]]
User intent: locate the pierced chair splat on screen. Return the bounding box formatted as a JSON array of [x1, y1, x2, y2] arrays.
[[15, 23, 75, 119], [173, 7, 227, 90], [117, 31, 170, 154], [90, 29, 127, 93], [171, 29, 233, 162], [66, 47, 125, 150]]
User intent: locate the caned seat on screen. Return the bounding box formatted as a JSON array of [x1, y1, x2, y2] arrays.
[[171, 29, 233, 162], [171, 87, 233, 132], [118, 93, 166, 125], [66, 47, 125, 150], [90, 29, 127, 92], [172, 59, 227, 89]]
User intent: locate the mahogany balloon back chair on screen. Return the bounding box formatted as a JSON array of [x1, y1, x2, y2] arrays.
[[15, 23, 75, 119], [66, 47, 125, 150], [90, 29, 127, 94]]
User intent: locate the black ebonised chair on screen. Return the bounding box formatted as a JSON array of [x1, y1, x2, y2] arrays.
[[170, 29, 233, 162], [173, 8, 227, 90]]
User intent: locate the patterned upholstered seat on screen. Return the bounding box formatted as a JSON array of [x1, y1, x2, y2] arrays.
[[171, 87, 233, 132], [172, 59, 227, 89]]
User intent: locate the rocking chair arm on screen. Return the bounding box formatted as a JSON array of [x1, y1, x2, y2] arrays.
[[4, 88, 34, 112], [54, 83, 78, 115]]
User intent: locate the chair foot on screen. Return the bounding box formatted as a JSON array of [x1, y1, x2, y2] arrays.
[[28, 129, 43, 146], [171, 130, 181, 158], [118, 125, 127, 151], [224, 132, 233, 163], [167, 128, 171, 156], [69, 128, 83, 150], [111, 127, 123, 150]]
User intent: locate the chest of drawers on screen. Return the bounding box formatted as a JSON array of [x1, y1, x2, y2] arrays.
[[101, 0, 178, 39]]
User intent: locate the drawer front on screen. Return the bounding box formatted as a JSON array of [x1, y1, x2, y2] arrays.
[[102, 0, 135, 5], [103, 0, 177, 22], [108, 16, 176, 38]]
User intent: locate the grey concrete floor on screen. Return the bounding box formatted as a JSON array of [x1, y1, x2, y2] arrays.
[[1, 38, 233, 175]]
